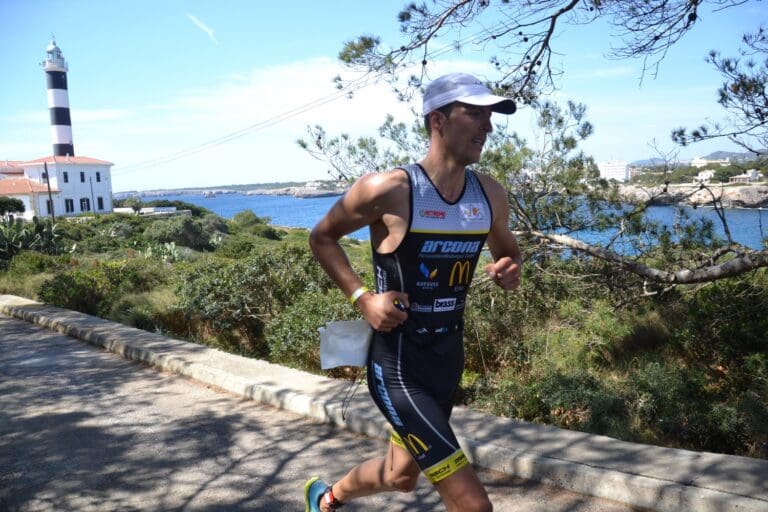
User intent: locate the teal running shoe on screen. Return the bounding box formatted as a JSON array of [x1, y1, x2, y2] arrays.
[[304, 476, 327, 512]]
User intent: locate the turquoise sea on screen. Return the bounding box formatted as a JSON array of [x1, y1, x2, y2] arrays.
[[158, 192, 768, 250]]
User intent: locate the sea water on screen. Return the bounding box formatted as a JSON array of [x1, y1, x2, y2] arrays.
[[157, 193, 767, 250]]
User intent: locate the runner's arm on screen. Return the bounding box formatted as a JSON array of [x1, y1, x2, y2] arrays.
[[309, 173, 408, 330], [478, 175, 523, 291]]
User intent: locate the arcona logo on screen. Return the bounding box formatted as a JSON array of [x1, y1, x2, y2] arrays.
[[434, 297, 456, 312], [373, 363, 403, 427], [448, 260, 472, 286], [420, 209, 446, 219], [404, 433, 429, 456], [420, 240, 481, 255]]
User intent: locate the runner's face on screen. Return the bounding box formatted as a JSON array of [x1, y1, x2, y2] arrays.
[[441, 103, 493, 165]]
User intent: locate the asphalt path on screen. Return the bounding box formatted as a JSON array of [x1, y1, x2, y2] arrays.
[[0, 315, 641, 511]]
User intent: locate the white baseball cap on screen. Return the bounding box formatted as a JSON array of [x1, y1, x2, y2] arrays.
[[422, 73, 516, 116]]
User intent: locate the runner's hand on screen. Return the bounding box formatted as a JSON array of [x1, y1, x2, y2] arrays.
[[485, 257, 521, 291], [356, 291, 409, 332]]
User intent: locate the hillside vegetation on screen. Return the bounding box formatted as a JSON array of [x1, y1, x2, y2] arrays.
[[1, 201, 766, 460]]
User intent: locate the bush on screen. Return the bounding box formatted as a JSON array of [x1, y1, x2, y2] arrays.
[[8, 251, 69, 275], [265, 288, 357, 371], [231, 209, 269, 229], [252, 224, 286, 240], [106, 287, 179, 334], [175, 245, 334, 355], [143, 216, 212, 251], [201, 213, 229, 235], [214, 235, 256, 258], [38, 269, 109, 315], [37, 258, 170, 317], [492, 368, 626, 435]]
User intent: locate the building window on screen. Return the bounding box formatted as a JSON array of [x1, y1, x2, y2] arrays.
[[46, 200, 53, 215], [80, 198, 91, 212], [80, 171, 85, 183], [96, 172, 101, 182], [63, 171, 69, 183], [65, 199, 74, 213], [42, 171, 48, 180], [97, 197, 104, 210]]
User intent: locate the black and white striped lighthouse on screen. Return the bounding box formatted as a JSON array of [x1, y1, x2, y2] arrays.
[[43, 38, 75, 157]]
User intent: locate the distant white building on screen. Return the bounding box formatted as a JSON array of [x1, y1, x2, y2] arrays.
[[597, 160, 629, 182], [694, 169, 716, 183], [691, 157, 730, 168], [729, 169, 762, 184], [0, 39, 114, 221]]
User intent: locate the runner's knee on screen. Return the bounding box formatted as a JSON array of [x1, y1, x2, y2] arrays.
[[384, 471, 419, 493], [456, 498, 493, 512]]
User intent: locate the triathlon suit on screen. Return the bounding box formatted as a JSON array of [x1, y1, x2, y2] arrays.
[[366, 163, 492, 483]]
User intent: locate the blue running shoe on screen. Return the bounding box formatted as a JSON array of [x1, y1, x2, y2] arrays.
[[304, 476, 328, 512]]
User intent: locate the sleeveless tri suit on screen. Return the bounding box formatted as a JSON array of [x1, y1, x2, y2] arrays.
[[366, 163, 492, 483]]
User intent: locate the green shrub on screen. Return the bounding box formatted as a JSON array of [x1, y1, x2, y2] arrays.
[[201, 213, 229, 236], [265, 288, 357, 371], [143, 216, 212, 251], [175, 245, 334, 355], [252, 224, 286, 240], [231, 209, 269, 229], [37, 258, 170, 317], [38, 269, 109, 315], [492, 368, 626, 435], [214, 235, 256, 258], [8, 251, 69, 275]]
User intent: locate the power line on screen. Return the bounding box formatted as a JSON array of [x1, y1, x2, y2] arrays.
[[113, 20, 512, 176], [113, 75, 375, 175]]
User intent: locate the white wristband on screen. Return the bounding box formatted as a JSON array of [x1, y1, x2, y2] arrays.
[[348, 286, 370, 305]]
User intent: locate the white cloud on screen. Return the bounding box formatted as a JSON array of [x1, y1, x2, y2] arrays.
[[186, 13, 219, 45]]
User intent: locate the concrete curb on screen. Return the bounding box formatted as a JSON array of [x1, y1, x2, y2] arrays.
[[2, 294, 767, 512]]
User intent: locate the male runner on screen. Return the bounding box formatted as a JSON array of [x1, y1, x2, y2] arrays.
[[306, 72, 523, 512]]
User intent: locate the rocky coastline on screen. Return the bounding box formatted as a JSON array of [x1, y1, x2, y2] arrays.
[[243, 185, 345, 198], [619, 183, 768, 209], [118, 182, 767, 208]]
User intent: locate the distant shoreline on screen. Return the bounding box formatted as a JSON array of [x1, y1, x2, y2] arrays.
[[115, 181, 768, 209], [115, 182, 348, 200]]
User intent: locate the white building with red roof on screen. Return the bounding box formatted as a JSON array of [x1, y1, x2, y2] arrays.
[[0, 40, 114, 221]]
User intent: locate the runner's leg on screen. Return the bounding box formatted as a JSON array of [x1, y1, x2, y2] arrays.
[[434, 464, 493, 512], [317, 440, 420, 511]]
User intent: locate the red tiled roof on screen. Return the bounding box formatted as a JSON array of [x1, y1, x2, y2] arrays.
[[0, 178, 59, 195], [22, 155, 114, 166], [0, 161, 24, 173]]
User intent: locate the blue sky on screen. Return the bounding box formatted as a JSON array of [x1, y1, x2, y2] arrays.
[[1, 1, 765, 192]]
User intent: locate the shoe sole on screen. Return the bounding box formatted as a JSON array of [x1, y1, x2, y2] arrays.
[[304, 476, 320, 512]]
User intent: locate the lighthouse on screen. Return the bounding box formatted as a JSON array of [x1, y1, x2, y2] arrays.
[[43, 38, 74, 157], [0, 38, 115, 220]]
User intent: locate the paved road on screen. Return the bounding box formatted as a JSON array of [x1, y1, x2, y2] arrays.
[[0, 315, 641, 511]]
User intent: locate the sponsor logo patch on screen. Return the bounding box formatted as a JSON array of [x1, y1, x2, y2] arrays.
[[448, 260, 472, 287], [419, 262, 438, 280], [433, 297, 456, 312], [460, 202, 485, 220], [376, 265, 388, 292], [420, 240, 482, 256], [420, 209, 446, 219], [410, 302, 433, 313], [373, 363, 403, 427]]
